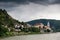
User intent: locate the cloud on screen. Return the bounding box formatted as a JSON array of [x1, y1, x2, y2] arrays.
[[0, 2, 19, 9], [0, 0, 60, 4], [0, 0, 60, 22], [6, 2, 60, 22]]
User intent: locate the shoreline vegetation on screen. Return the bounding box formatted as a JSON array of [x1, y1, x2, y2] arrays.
[[0, 31, 57, 39]]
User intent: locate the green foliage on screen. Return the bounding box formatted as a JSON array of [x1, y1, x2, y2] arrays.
[[0, 9, 20, 28], [29, 27, 40, 32], [21, 27, 40, 32], [0, 25, 9, 37], [21, 28, 28, 32]]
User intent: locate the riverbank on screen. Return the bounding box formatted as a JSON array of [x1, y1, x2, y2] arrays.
[[0, 31, 58, 39], [0, 32, 41, 38], [0, 32, 60, 40]]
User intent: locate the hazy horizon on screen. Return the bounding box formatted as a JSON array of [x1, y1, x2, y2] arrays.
[[0, 0, 60, 22]]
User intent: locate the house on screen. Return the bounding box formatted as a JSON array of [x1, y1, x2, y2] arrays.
[[14, 24, 24, 32], [34, 23, 44, 33], [34, 23, 44, 28], [34, 22, 53, 33]]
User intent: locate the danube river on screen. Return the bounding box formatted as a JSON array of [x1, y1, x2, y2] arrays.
[[0, 32, 60, 40]]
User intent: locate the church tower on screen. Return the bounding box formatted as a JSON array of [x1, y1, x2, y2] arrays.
[[47, 22, 50, 27]]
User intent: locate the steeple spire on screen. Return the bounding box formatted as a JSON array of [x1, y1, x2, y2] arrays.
[[47, 22, 50, 27]]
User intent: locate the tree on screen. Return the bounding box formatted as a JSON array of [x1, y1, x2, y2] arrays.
[[29, 27, 40, 32], [0, 24, 8, 36], [47, 29, 50, 32]]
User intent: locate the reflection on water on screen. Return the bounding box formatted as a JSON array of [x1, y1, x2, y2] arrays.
[[0, 33, 60, 40]]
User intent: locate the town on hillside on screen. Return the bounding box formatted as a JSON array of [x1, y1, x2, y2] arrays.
[[6, 21, 53, 33]]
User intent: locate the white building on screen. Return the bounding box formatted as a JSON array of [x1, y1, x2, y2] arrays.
[[34, 23, 44, 28]]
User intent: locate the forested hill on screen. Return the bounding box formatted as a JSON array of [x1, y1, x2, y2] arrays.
[[0, 9, 21, 28], [27, 19, 60, 32], [0, 9, 29, 37]]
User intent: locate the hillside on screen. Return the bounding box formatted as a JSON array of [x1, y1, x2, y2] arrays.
[[0, 9, 30, 37], [0, 9, 21, 28], [27, 19, 60, 32]]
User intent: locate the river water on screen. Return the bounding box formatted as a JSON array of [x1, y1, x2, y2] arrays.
[[0, 32, 60, 40]]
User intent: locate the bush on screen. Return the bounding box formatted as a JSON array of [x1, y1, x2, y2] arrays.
[[0, 25, 9, 37], [46, 29, 51, 32], [29, 27, 40, 32]]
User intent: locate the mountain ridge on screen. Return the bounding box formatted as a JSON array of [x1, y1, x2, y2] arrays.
[[27, 19, 60, 32]]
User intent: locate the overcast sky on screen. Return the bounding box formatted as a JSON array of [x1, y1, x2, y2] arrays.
[[0, 0, 60, 22]]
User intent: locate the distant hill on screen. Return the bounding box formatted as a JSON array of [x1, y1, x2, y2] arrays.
[[0, 9, 21, 28], [27, 19, 60, 32]]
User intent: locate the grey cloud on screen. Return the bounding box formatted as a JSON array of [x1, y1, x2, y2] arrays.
[[0, 0, 60, 4], [7, 2, 60, 22], [0, 0, 60, 22]]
